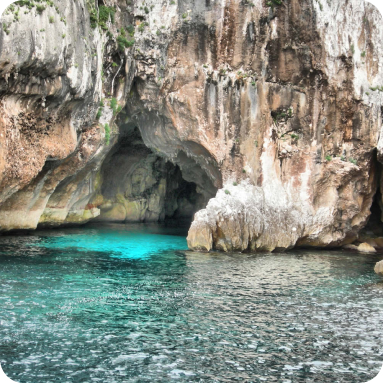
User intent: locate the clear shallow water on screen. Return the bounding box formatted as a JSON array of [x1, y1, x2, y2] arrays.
[[0, 224, 382, 383]]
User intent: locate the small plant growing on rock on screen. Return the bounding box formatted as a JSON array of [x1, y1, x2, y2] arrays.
[[370, 85, 383, 92], [361, 51, 366, 57], [233, 182, 238, 186], [62, 33, 66, 38], [36, 4, 45, 14], [104, 123, 110, 145], [99, 5, 115, 24], [325, 155, 332, 162], [49, 16, 54, 23], [340, 155, 346, 161], [126, 25, 135, 37], [225, 189, 231, 195], [110, 98, 118, 114], [2, 23, 10, 35], [182, 13, 187, 19], [117, 35, 135, 51], [349, 158, 357, 165], [266, 0, 282, 9], [90, 5, 115, 30], [144, 6, 149, 14], [13, 9, 20, 22], [96, 108, 102, 120], [242, 169, 246, 173], [290, 133, 299, 139]]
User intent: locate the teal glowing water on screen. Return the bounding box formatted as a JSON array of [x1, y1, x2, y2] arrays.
[[0, 223, 382, 382]]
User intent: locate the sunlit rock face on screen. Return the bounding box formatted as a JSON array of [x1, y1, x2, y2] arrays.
[[0, 0, 109, 229], [375, 260, 383, 276], [0, 0, 383, 252]]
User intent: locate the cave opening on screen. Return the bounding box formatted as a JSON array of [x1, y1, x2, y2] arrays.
[[362, 186, 383, 237], [366, 191, 383, 235], [95, 125, 217, 227], [360, 152, 383, 237]]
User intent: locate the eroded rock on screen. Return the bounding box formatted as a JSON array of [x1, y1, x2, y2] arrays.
[[357, 242, 377, 253], [0, 0, 382, 254], [374, 261, 383, 276]]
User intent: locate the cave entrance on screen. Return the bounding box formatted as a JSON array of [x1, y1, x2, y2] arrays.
[[362, 186, 383, 237], [95, 126, 217, 226], [360, 151, 383, 237]]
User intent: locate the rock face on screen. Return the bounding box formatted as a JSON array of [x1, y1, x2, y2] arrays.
[[374, 261, 383, 276], [357, 242, 377, 253], [0, 0, 383, 253]]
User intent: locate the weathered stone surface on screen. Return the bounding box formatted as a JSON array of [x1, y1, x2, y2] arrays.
[[374, 260, 383, 276], [0, 0, 129, 229], [357, 242, 377, 253], [0, 0, 382, 254]]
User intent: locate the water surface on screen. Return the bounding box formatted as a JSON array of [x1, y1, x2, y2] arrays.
[[0, 224, 382, 382]]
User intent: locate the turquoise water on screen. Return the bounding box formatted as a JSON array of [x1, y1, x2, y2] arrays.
[[0, 223, 382, 383]]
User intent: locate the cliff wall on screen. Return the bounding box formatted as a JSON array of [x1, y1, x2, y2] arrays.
[[0, 0, 382, 252]]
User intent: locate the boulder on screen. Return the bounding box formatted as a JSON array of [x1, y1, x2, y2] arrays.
[[357, 242, 377, 253], [374, 261, 383, 276]]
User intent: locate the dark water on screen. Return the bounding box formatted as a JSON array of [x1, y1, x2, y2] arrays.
[[0, 224, 382, 383]]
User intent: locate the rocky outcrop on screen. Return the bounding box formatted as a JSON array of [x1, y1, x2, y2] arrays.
[[356, 242, 377, 253], [0, 0, 383, 253], [374, 260, 383, 276]]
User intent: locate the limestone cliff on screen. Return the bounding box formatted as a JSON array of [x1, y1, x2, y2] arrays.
[[0, 0, 382, 253]]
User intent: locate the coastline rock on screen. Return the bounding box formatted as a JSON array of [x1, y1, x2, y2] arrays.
[[357, 242, 377, 253], [374, 261, 383, 276], [0, 0, 383, 254]]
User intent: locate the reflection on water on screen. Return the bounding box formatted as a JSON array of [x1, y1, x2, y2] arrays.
[[0, 223, 382, 382]]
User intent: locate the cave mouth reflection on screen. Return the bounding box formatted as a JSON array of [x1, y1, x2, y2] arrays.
[[95, 126, 216, 227]]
